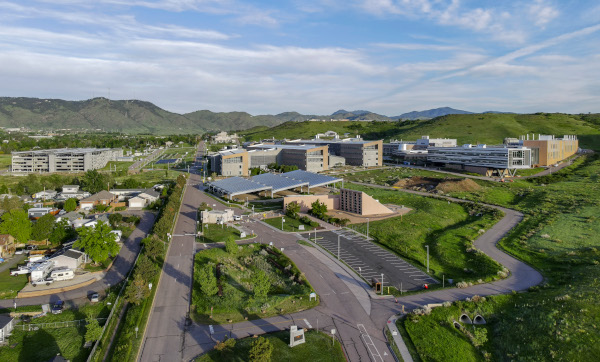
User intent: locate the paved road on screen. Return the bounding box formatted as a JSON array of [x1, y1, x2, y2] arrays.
[[0, 211, 156, 308]]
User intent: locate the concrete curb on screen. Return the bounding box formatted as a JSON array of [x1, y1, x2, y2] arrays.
[[386, 315, 414, 362]]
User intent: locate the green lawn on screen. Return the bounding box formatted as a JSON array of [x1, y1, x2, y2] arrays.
[[0, 297, 113, 362], [400, 154, 600, 361], [196, 330, 345, 362], [199, 225, 253, 243], [263, 216, 316, 232], [0, 154, 12, 170], [341, 167, 452, 186], [0, 269, 29, 299], [346, 183, 504, 283], [248, 201, 283, 212], [101, 161, 135, 172], [114, 169, 185, 184], [191, 245, 318, 324]]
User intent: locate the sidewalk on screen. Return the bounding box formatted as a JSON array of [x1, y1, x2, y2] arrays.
[[387, 315, 414, 362]]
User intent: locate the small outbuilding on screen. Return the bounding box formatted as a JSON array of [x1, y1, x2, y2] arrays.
[[0, 315, 15, 343]]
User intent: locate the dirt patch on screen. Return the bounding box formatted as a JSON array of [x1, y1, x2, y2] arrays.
[[393, 176, 481, 193], [436, 178, 481, 193]]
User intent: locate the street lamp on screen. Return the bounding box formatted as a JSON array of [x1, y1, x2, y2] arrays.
[[281, 217, 285, 231], [425, 245, 429, 273]]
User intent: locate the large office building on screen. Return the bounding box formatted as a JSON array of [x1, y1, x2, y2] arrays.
[[508, 134, 579, 167], [209, 149, 249, 177], [428, 144, 532, 176], [384, 136, 457, 162], [210, 144, 329, 176], [288, 137, 383, 167], [11, 148, 122, 174]]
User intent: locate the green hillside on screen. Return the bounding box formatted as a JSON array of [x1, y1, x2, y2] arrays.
[[183, 110, 307, 132], [240, 113, 600, 150]]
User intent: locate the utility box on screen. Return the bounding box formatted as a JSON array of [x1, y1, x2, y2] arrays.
[[372, 278, 381, 293]]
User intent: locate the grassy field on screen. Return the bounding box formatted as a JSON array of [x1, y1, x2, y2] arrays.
[[199, 225, 253, 243], [191, 244, 318, 324], [0, 297, 114, 361], [248, 201, 283, 212], [263, 216, 316, 232], [239, 113, 600, 150], [196, 330, 345, 362], [400, 154, 600, 361], [0, 268, 29, 299], [346, 183, 504, 283], [0, 154, 11, 170], [101, 161, 135, 172]]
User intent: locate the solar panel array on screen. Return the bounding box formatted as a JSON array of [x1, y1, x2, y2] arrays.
[[155, 159, 178, 164], [208, 171, 342, 196], [282, 170, 343, 187], [250, 173, 308, 192], [208, 177, 271, 196]]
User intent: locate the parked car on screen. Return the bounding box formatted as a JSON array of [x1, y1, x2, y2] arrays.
[[15, 249, 25, 255], [26, 245, 38, 251], [31, 278, 54, 287], [90, 293, 99, 303], [233, 215, 242, 221], [51, 300, 64, 314], [10, 267, 31, 276]]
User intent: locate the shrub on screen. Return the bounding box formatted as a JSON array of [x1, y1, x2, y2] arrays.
[[249, 337, 273, 362]]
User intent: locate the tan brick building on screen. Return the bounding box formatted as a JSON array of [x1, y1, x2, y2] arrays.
[[283, 189, 393, 216], [522, 135, 578, 167]]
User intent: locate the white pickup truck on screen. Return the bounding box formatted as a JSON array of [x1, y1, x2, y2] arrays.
[[10, 267, 31, 276], [31, 278, 54, 287]]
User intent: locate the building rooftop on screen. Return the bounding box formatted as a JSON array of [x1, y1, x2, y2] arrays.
[[81, 190, 116, 202], [12, 148, 115, 155]]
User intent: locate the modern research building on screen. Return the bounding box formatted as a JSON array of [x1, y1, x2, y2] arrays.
[[11, 148, 123, 174]]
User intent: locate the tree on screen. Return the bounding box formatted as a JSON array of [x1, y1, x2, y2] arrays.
[[49, 219, 75, 245], [143, 236, 164, 260], [252, 269, 270, 299], [80, 170, 109, 193], [74, 221, 120, 264], [32, 213, 55, 241], [285, 201, 300, 219], [0, 209, 32, 244], [215, 337, 236, 351], [176, 174, 186, 188], [248, 336, 273, 362], [225, 236, 238, 255], [122, 177, 141, 189], [1, 196, 24, 212], [198, 264, 218, 296], [85, 313, 103, 343], [108, 213, 123, 227], [134, 255, 158, 282], [125, 274, 151, 305], [63, 198, 78, 212], [309, 200, 327, 219]]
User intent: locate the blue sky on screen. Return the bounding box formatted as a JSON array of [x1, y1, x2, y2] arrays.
[[1, 0, 599, 115]]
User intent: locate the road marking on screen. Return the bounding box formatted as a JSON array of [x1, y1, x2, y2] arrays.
[[332, 290, 336, 294], [303, 319, 312, 328], [319, 274, 324, 279], [358, 324, 383, 362]]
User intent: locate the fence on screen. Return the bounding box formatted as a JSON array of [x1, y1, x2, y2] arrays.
[[17, 318, 108, 331]]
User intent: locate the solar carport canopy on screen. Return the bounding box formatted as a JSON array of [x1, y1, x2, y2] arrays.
[[250, 173, 309, 193], [283, 170, 342, 187], [208, 177, 271, 197]]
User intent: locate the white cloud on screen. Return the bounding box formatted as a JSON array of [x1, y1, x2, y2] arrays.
[[528, 0, 559, 28]]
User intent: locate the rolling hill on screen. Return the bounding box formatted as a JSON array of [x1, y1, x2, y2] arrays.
[[393, 107, 473, 120], [240, 113, 600, 150]]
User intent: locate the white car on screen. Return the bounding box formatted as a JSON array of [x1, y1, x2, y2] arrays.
[[233, 215, 242, 221]]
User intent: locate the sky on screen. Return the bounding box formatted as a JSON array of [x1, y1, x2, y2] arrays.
[[1, 0, 599, 116]]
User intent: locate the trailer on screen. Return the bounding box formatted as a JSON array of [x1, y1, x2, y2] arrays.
[[30, 260, 55, 282]]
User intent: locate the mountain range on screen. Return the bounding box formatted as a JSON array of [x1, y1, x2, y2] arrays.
[[0, 97, 505, 134]]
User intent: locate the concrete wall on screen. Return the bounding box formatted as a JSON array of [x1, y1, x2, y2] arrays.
[[339, 189, 393, 215], [283, 195, 339, 213]]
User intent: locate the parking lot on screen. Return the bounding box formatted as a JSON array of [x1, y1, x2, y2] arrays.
[[312, 229, 437, 291]]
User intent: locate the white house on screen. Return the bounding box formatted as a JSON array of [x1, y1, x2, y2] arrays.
[[62, 185, 80, 193], [32, 190, 57, 200], [83, 214, 110, 228], [0, 315, 15, 343], [128, 196, 146, 209], [50, 249, 88, 270]]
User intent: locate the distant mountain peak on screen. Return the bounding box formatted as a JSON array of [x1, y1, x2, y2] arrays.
[[394, 107, 473, 120]]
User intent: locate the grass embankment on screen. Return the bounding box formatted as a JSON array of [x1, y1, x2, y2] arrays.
[[342, 167, 451, 185], [346, 183, 504, 283], [196, 330, 345, 362], [263, 216, 316, 232], [200, 225, 253, 243], [192, 244, 318, 324], [0, 297, 114, 361], [401, 154, 600, 360], [101, 161, 135, 172], [0, 154, 12, 170], [248, 200, 283, 212], [0, 269, 29, 299]]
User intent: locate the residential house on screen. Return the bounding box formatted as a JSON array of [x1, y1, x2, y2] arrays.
[[128, 196, 146, 209], [83, 214, 110, 228], [0, 315, 15, 343], [57, 185, 91, 201], [109, 189, 144, 201], [55, 211, 88, 227], [28, 207, 59, 220], [79, 191, 117, 210], [50, 249, 88, 270], [32, 190, 58, 200], [62, 185, 80, 193], [0, 235, 15, 258]]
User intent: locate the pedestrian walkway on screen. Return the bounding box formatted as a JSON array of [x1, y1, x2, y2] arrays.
[[386, 315, 413, 362]]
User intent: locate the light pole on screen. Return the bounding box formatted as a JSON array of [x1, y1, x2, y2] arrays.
[[281, 217, 285, 231], [425, 245, 430, 273]]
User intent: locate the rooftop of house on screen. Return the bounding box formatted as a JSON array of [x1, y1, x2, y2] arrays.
[[81, 190, 116, 202]]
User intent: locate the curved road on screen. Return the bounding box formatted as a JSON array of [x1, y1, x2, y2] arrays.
[[139, 144, 543, 361]]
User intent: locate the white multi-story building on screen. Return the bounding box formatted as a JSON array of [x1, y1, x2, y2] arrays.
[[428, 144, 532, 176], [11, 148, 122, 174]]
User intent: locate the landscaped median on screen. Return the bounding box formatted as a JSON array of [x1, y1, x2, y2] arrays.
[[195, 330, 345, 362], [191, 244, 318, 324], [263, 216, 317, 232]]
